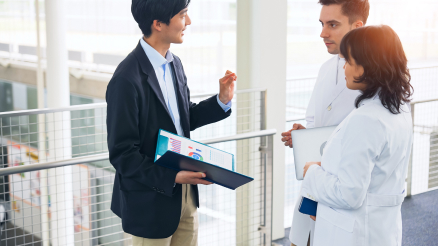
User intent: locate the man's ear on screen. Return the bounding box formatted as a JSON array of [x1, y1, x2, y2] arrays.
[[355, 20, 364, 28], [151, 20, 163, 33]]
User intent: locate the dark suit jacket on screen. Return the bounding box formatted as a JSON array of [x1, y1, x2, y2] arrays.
[[106, 42, 231, 239]]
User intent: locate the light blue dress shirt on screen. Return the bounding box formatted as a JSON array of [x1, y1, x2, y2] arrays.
[[140, 38, 231, 136]]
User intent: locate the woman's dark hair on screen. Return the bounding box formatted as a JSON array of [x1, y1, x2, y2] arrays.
[[132, 0, 190, 37], [340, 25, 413, 114]]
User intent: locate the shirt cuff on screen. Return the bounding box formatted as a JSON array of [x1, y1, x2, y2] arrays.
[[301, 165, 320, 199], [216, 94, 232, 112]]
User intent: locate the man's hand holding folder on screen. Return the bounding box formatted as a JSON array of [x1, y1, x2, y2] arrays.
[[155, 129, 253, 190], [175, 171, 212, 185]]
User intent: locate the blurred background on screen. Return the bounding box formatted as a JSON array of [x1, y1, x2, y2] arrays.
[[0, 0, 437, 245]]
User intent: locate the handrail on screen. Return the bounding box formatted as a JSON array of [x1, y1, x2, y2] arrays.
[[0, 103, 107, 117], [0, 88, 266, 118], [0, 129, 277, 176], [411, 98, 438, 105], [201, 129, 277, 144], [191, 88, 266, 99], [0, 153, 110, 176], [286, 117, 306, 122], [286, 65, 438, 82], [285, 99, 438, 123]]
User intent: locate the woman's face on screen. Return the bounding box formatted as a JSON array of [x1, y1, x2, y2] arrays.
[[343, 56, 367, 90]]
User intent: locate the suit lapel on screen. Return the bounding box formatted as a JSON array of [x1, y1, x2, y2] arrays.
[[133, 42, 172, 119], [170, 57, 190, 137]]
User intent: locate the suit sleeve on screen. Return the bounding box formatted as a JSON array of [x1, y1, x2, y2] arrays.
[[301, 114, 386, 210], [106, 77, 178, 197]]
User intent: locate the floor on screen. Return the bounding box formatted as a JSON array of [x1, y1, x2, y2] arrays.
[[273, 189, 438, 246]]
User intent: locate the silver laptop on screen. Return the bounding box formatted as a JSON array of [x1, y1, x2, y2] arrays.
[[292, 126, 337, 180]]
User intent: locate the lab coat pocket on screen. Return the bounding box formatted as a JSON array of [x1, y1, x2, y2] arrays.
[[314, 204, 356, 246], [366, 193, 404, 246]]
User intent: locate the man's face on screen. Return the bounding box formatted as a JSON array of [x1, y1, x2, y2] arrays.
[[161, 8, 191, 44], [319, 4, 354, 55]]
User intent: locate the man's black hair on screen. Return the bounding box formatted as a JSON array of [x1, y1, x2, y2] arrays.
[[132, 0, 190, 37], [318, 0, 370, 25]]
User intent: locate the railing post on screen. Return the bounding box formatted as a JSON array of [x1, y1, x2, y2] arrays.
[[265, 135, 274, 244], [407, 103, 415, 197], [261, 91, 267, 131], [258, 91, 272, 245]]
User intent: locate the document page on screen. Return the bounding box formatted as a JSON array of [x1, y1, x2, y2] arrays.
[[155, 130, 234, 171]]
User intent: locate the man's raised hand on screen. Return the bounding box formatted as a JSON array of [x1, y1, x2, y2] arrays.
[[219, 70, 237, 105]]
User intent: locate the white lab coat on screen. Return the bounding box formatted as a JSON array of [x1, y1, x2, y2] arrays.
[[301, 95, 413, 246], [289, 55, 361, 246]]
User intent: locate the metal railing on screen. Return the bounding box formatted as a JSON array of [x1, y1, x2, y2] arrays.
[[0, 88, 266, 161], [407, 98, 438, 196], [0, 127, 276, 245], [0, 88, 271, 245]]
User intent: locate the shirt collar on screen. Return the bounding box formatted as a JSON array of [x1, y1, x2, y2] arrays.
[[359, 91, 380, 108], [338, 54, 345, 63], [140, 37, 174, 70]]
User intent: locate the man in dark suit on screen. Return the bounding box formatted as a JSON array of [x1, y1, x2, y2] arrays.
[[105, 0, 237, 245]]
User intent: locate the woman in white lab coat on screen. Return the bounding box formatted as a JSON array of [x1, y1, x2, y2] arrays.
[[301, 25, 413, 246]]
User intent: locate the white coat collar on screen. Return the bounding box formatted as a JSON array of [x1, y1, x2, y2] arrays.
[[359, 92, 380, 108]]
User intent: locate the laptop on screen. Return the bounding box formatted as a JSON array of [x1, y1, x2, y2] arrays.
[[292, 125, 337, 180]]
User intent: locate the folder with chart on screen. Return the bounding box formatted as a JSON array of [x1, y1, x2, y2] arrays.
[[154, 129, 253, 190]]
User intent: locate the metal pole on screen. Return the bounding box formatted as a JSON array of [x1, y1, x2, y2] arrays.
[[265, 135, 274, 244], [44, 0, 74, 244], [407, 103, 415, 197], [34, 1, 50, 245], [35, 0, 44, 107]]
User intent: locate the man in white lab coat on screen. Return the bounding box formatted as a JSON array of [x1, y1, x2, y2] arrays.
[[281, 0, 370, 245]]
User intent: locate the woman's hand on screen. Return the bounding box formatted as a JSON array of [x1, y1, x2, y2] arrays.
[[310, 215, 316, 221], [303, 162, 321, 178]]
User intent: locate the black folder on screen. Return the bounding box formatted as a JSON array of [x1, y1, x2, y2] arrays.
[[155, 151, 254, 190]]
